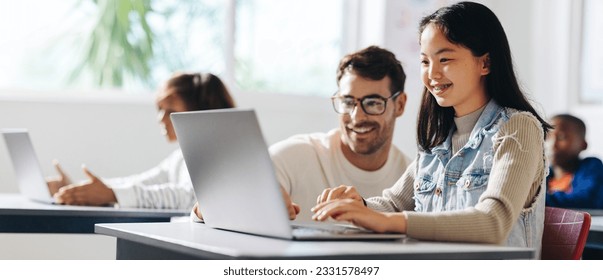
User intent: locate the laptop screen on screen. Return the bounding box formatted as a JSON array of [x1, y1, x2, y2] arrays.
[[2, 129, 54, 203], [171, 109, 293, 239]]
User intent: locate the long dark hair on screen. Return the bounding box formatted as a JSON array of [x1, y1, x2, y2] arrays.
[[166, 72, 236, 111], [417, 1, 551, 151]]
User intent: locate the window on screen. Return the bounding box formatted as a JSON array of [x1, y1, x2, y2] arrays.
[[0, 0, 344, 97], [0, 0, 225, 95], [579, 0, 603, 103], [0, 1, 95, 93], [234, 0, 343, 96]]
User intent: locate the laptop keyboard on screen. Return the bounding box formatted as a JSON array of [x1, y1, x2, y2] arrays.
[[291, 224, 371, 237]]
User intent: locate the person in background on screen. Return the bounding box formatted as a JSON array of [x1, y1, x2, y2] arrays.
[[545, 114, 603, 209], [312, 2, 551, 253], [46, 72, 235, 209], [268, 46, 410, 222]]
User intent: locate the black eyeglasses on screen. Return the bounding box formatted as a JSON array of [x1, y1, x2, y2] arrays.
[[331, 91, 401, 115]]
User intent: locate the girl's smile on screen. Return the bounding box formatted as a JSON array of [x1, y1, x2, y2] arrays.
[[430, 83, 452, 95]]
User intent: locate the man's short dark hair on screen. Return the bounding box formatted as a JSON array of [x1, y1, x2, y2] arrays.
[[336, 46, 406, 95], [553, 114, 586, 139]]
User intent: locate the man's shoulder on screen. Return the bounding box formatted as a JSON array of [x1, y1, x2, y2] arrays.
[[269, 129, 338, 154], [387, 145, 412, 169], [580, 157, 603, 170]]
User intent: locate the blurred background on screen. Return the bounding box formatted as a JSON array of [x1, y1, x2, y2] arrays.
[[0, 0, 601, 259]]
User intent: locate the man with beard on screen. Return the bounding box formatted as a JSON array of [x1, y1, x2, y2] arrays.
[[270, 46, 410, 222]]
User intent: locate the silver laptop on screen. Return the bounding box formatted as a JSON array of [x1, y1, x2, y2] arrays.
[[170, 109, 404, 240], [2, 129, 55, 204]]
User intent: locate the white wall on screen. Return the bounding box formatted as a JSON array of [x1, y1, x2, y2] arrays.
[[0, 97, 172, 192], [0, 96, 167, 259], [528, 0, 603, 158], [0, 234, 116, 260]]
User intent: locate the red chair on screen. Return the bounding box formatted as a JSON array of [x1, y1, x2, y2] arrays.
[[541, 206, 591, 260]]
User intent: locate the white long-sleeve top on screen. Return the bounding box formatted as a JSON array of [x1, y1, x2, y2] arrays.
[[106, 149, 196, 210]]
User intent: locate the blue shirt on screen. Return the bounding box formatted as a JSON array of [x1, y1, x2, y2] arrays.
[[546, 157, 603, 209]]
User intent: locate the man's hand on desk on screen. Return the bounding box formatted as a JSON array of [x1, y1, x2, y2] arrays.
[[192, 202, 204, 221], [53, 165, 117, 206], [281, 186, 300, 220], [46, 160, 72, 196], [191, 187, 300, 221]]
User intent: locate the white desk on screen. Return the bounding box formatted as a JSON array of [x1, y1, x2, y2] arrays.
[[582, 209, 603, 217], [95, 222, 536, 260], [591, 217, 603, 230], [0, 194, 188, 233]]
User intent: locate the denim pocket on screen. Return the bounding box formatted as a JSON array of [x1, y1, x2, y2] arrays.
[[414, 176, 437, 212], [457, 173, 489, 208]]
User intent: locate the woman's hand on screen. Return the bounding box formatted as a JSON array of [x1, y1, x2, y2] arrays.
[[54, 166, 117, 206], [312, 198, 407, 233], [46, 160, 72, 196], [316, 185, 364, 204]]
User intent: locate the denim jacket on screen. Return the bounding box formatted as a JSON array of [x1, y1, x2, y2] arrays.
[[413, 100, 545, 249]]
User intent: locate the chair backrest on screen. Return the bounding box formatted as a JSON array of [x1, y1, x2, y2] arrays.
[[541, 206, 592, 260]]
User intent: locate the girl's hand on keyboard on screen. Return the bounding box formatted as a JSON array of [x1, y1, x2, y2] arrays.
[[311, 198, 407, 233], [316, 185, 363, 205]]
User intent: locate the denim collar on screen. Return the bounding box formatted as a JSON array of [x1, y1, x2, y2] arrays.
[[431, 99, 503, 156]]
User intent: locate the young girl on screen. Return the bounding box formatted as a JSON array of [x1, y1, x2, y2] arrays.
[[312, 1, 551, 250], [47, 72, 236, 209]]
